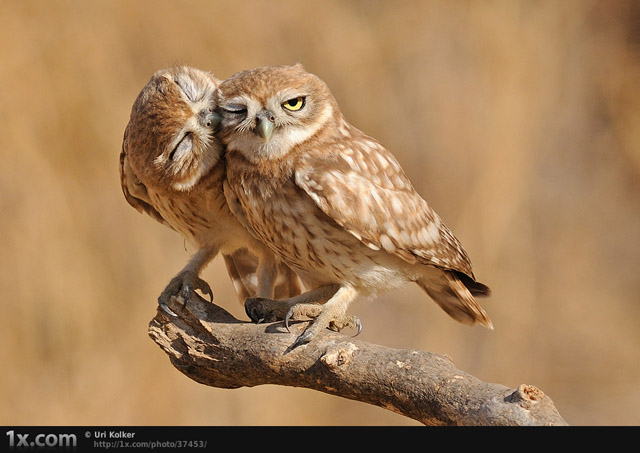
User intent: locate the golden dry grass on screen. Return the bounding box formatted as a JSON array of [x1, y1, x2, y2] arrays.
[[1, 0, 639, 425]]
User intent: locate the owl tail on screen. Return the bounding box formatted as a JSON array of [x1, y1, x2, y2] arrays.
[[417, 269, 493, 329]]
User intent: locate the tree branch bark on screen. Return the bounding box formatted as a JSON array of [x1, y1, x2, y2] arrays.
[[148, 294, 568, 426]]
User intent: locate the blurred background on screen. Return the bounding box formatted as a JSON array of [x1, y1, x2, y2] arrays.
[[1, 0, 639, 426]]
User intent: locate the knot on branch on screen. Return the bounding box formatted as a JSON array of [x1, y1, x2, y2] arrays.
[[321, 342, 358, 370], [507, 384, 546, 410]]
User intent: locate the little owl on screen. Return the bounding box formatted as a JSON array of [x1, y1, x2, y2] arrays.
[[120, 66, 300, 315], [216, 64, 492, 347]]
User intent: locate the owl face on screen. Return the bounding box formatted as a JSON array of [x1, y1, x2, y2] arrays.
[[125, 66, 222, 193], [216, 64, 335, 163]]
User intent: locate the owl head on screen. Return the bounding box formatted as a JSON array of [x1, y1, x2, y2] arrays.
[[215, 64, 337, 163], [124, 66, 222, 194]]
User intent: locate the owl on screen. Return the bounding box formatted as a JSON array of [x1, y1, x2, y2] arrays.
[[216, 64, 492, 347], [120, 66, 301, 315]]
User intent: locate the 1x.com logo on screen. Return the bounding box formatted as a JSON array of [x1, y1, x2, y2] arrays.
[[6, 430, 77, 449]]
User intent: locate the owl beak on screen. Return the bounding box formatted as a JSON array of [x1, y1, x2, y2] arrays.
[[208, 111, 222, 129], [201, 109, 222, 129], [256, 110, 275, 142]]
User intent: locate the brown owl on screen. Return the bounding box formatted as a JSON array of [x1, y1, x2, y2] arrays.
[[120, 66, 301, 315], [216, 64, 491, 347]]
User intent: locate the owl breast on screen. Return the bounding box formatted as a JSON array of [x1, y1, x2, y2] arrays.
[[236, 176, 412, 295], [148, 164, 250, 253], [149, 191, 213, 245]]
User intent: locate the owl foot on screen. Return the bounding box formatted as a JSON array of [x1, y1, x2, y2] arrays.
[[284, 303, 362, 349], [157, 270, 213, 316], [245, 297, 291, 323]]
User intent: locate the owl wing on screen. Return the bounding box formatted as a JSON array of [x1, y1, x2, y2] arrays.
[[294, 136, 476, 278], [119, 136, 170, 227]]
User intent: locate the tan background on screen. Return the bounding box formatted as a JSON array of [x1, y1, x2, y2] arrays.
[[1, 0, 639, 426]]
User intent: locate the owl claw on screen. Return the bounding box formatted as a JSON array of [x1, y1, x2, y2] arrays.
[[284, 303, 362, 349], [246, 297, 269, 323], [245, 297, 285, 323], [328, 315, 363, 337], [205, 287, 214, 303], [158, 301, 179, 317], [157, 270, 213, 315], [284, 309, 293, 332], [290, 329, 314, 349], [284, 303, 323, 333], [185, 281, 213, 304], [352, 317, 363, 337]]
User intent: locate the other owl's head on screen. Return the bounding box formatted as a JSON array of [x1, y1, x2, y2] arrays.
[[215, 64, 336, 162], [124, 66, 222, 193]]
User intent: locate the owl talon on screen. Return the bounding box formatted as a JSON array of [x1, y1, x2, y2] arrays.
[[284, 303, 323, 332], [246, 297, 268, 323], [290, 329, 314, 349], [287, 320, 325, 350], [284, 301, 360, 348], [328, 315, 363, 337], [354, 318, 363, 337], [284, 303, 318, 332], [158, 302, 179, 317], [245, 297, 286, 323], [284, 309, 293, 332], [179, 280, 213, 306], [157, 270, 213, 314], [179, 285, 192, 308], [246, 298, 267, 323], [202, 286, 214, 304]]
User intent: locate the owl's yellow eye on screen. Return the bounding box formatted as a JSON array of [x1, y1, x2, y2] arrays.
[[282, 96, 306, 111]]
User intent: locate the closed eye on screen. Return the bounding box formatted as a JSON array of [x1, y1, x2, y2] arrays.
[[169, 132, 193, 161], [174, 78, 198, 102], [222, 104, 248, 115]]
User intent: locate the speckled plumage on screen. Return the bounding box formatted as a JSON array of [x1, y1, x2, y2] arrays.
[[217, 64, 491, 345], [120, 66, 301, 311]]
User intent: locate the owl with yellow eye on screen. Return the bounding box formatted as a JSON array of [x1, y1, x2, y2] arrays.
[[216, 64, 492, 348]]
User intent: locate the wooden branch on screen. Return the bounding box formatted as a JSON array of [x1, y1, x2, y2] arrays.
[[148, 294, 568, 426]]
